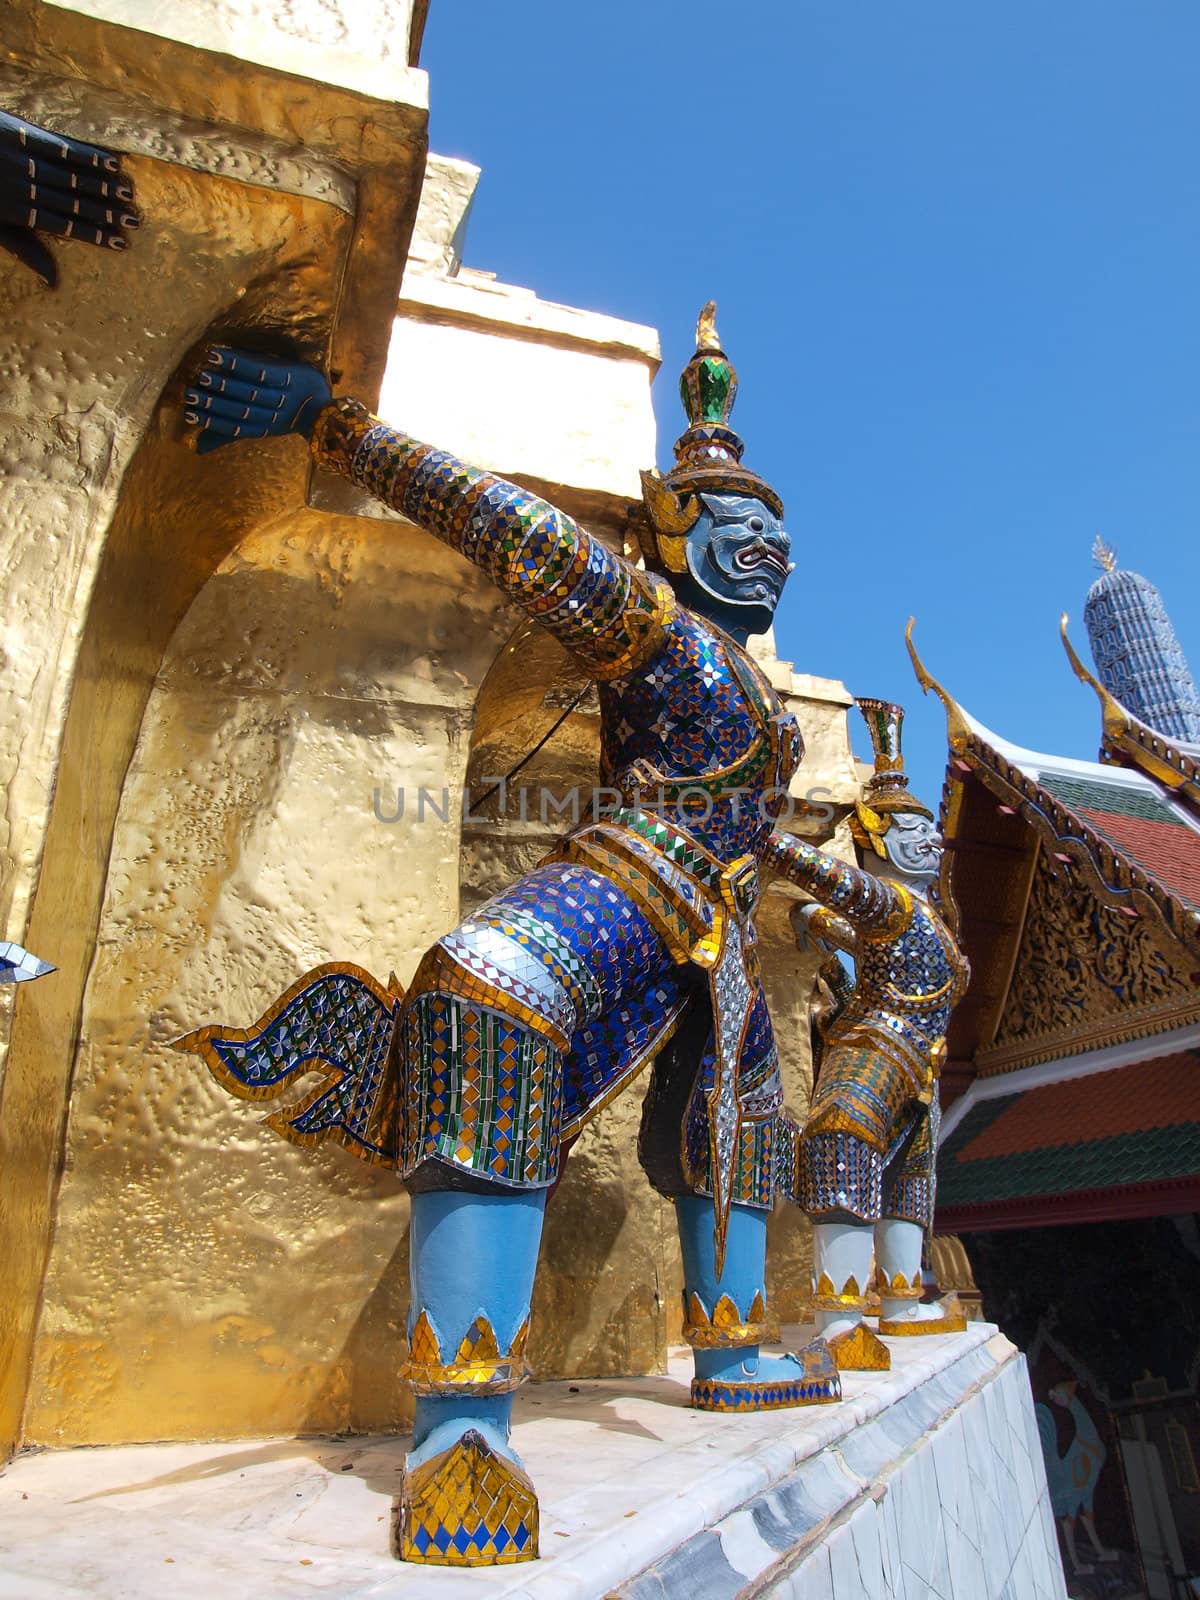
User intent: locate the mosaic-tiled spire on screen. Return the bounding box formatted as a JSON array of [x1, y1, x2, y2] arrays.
[[1084, 538, 1200, 744]]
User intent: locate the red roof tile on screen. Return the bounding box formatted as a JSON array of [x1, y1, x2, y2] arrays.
[[955, 1052, 1200, 1161], [1079, 808, 1200, 906]]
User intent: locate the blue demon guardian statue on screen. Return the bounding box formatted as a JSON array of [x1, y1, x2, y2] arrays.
[[178, 305, 863, 1566], [788, 695, 971, 1370]]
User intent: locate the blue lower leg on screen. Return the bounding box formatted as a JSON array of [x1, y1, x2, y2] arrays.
[[406, 1187, 547, 1464], [676, 1194, 769, 1314], [677, 1195, 781, 1382], [676, 1195, 839, 1405]]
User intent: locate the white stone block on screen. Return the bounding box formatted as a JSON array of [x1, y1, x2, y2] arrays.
[[0, 1323, 1069, 1600], [879, 1485, 909, 1600], [780, 1544, 835, 1600]]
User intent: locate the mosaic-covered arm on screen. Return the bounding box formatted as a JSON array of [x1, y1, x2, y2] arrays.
[[309, 398, 671, 681], [764, 830, 907, 936], [795, 904, 857, 956]]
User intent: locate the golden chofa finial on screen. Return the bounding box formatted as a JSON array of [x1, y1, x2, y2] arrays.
[[1060, 612, 1128, 744], [695, 300, 722, 353], [1092, 535, 1118, 573], [905, 618, 972, 754]]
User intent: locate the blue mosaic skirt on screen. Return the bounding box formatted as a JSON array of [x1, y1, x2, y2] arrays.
[[179, 857, 792, 1204], [400, 862, 691, 1188]]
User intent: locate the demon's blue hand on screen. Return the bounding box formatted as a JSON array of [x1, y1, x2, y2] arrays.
[[0, 110, 140, 288], [185, 346, 332, 455]]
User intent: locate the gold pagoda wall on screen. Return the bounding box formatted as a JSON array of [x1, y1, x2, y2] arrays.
[[1, 0, 861, 1452], [0, 0, 429, 1455]]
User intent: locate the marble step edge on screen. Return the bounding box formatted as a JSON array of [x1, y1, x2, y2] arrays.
[[610, 1333, 1020, 1600]]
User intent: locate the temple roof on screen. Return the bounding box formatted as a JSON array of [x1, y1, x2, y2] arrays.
[[904, 621, 1200, 1231], [975, 724, 1200, 910], [929, 691, 1200, 954], [936, 1046, 1200, 1232]]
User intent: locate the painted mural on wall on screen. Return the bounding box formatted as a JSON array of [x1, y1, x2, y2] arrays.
[[1029, 1333, 1143, 1598], [966, 1217, 1200, 1600]]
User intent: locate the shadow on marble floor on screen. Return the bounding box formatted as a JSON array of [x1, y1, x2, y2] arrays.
[[70, 1434, 409, 1505]]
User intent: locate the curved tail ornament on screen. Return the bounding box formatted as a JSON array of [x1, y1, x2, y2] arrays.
[[1059, 611, 1130, 746], [173, 962, 405, 1165], [904, 618, 973, 755]]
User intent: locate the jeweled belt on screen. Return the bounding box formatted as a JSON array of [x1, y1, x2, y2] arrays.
[[608, 806, 760, 915]]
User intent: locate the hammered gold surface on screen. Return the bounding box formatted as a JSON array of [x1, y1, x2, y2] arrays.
[[0, 169, 359, 1451], [0, 0, 427, 1454], [757, 885, 826, 1321]]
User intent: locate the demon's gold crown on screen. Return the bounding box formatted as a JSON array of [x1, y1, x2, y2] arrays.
[[638, 302, 783, 573], [850, 698, 934, 857]]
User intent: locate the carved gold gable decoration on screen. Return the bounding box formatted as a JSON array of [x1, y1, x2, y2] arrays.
[[985, 865, 1196, 1070]]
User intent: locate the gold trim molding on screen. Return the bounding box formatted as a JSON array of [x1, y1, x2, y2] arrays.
[[682, 1290, 779, 1350], [401, 1312, 532, 1396]]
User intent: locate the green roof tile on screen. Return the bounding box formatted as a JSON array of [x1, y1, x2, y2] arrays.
[[1038, 774, 1185, 827], [939, 1120, 1200, 1206]]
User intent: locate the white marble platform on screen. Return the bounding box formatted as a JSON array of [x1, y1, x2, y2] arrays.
[[0, 1324, 1066, 1599]]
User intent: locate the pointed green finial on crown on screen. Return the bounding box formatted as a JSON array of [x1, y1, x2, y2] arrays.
[[679, 300, 739, 426]]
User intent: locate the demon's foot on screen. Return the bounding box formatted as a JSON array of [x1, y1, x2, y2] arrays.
[[691, 1340, 842, 1411], [826, 1320, 891, 1371], [396, 1420, 539, 1566], [878, 1293, 967, 1336]]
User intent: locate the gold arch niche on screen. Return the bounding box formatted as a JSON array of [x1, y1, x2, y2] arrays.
[[16, 416, 517, 1446], [0, 0, 432, 1450], [3, 424, 315, 1446], [0, 99, 436, 1445], [0, 167, 358, 1452]]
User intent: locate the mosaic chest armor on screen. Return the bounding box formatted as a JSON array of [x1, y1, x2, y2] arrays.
[[598, 608, 803, 863]]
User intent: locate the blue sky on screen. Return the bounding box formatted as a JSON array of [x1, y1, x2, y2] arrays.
[[422, 3, 1200, 807]]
